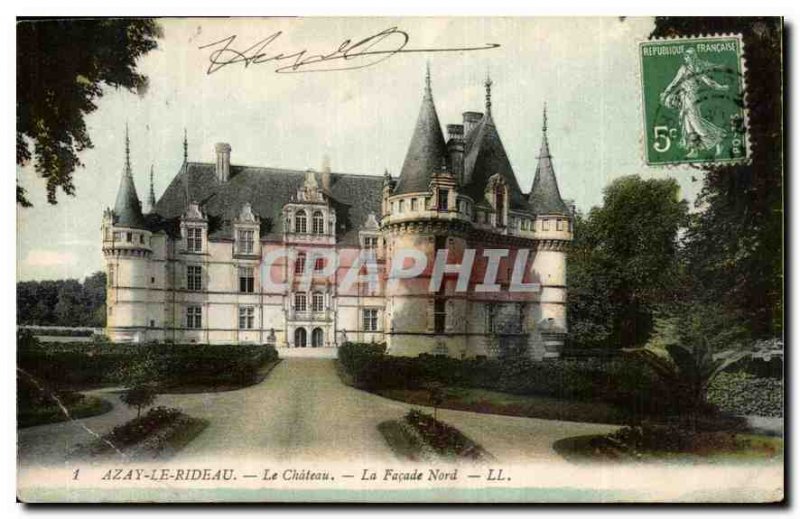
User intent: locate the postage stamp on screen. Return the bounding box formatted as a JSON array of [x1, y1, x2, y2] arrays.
[[639, 35, 749, 166]]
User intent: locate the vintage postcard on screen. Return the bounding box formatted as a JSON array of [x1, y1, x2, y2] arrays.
[[16, 16, 784, 503]]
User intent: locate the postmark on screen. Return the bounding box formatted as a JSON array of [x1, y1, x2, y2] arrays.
[[639, 35, 748, 166]]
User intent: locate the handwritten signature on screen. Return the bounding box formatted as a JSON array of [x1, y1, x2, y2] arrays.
[[198, 26, 500, 75]]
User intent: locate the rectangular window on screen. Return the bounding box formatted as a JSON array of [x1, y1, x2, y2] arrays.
[[314, 257, 325, 272], [437, 189, 449, 211], [398, 200, 405, 213], [363, 236, 378, 249], [542, 219, 550, 231], [113, 232, 121, 241], [187, 265, 202, 291], [312, 292, 324, 312], [294, 292, 307, 312], [187, 227, 203, 252], [126, 232, 132, 243], [237, 229, 254, 254], [363, 308, 378, 331], [410, 198, 418, 211], [238, 306, 255, 329], [295, 252, 306, 274], [238, 266, 254, 293], [434, 299, 446, 333], [487, 305, 496, 333], [139, 234, 145, 244], [186, 306, 202, 329]]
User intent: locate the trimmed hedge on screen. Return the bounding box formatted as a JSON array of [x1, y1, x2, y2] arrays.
[[338, 342, 673, 416], [708, 372, 783, 417], [18, 336, 279, 389]]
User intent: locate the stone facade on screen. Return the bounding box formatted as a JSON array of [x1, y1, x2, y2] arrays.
[[103, 73, 573, 359]]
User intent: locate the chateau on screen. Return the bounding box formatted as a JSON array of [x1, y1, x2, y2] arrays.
[[102, 71, 573, 359]]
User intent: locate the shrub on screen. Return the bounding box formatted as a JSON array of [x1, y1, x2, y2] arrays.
[[405, 409, 483, 459], [17, 340, 280, 390], [708, 372, 783, 417], [119, 385, 157, 418]]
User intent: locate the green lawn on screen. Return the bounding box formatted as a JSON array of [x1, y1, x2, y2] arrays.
[[376, 386, 631, 425], [18, 393, 113, 428]]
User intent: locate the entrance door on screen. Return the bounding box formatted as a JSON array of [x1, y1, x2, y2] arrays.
[[294, 328, 307, 348], [311, 327, 324, 348]]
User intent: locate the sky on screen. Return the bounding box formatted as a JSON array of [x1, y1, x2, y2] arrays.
[[17, 16, 700, 281]]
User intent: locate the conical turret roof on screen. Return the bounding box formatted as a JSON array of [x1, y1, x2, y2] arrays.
[[393, 68, 447, 195], [528, 111, 569, 215], [113, 127, 147, 228], [461, 76, 526, 209]]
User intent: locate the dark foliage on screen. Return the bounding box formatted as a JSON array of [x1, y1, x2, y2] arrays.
[[119, 385, 157, 418], [104, 406, 181, 448], [17, 336, 279, 390], [405, 409, 484, 459], [708, 372, 783, 417], [17, 271, 106, 327], [17, 19, 161, 205], [338, 343, 676, 418], [567, 177, 688, 349]]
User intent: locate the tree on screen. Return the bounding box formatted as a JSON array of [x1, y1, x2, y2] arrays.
[[119, 385, 157, 419], [17, 272, 107, 326], [567, 176, 688, 349], [17, 18, 161, 206], [651, 17, 783, 339]]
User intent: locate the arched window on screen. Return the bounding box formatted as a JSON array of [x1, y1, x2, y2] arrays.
[[312, 327, 324, 348], [312, 292, 324, 312], [312, 211, 325, 234], [294, 328, 307, 348], [295, 251, 306, 274], [295, 210, 307, 233]]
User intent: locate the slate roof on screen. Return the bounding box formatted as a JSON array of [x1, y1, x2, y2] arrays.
[[113, 169, 147, 229], [462, 112, 528, 210], [152, 163, 384, 245], [393, 78, 448, 195], [528, 132, 569, 215]]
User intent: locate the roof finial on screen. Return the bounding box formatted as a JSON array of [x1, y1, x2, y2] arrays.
[[542, 102, 548, 133], [425, 61, 432, 96], [124, 123, 131, 177], [182, 128, 188, 163], [147, 164, 156, 212], [484, 72, 493, 115]]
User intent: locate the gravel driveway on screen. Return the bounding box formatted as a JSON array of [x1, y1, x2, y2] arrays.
[[18, 358, 618, 466]]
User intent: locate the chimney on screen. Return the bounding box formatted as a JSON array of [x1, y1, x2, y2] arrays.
[[446, 124, 465, 185], [214, 142, 232, 182], [321, 155, 331, 191], [463, 111, 483, 136]]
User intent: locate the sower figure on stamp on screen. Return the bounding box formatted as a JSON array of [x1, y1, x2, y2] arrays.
[[659, 48, 729, 158]]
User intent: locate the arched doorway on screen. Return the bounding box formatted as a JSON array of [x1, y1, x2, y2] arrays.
[[311, 327, 324, 348], [294, 328, 307, 348]]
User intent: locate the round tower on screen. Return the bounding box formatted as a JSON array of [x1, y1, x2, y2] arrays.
[[382, 67, 471, 357], [528, 107, 573, 358], [102, 127, 154, 343]]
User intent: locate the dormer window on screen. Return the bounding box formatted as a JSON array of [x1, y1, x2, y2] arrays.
[[187, 227, 203, 252], [312, 211, 325, 234], [237, 229, 254, 254], [295, 210, 307, 233], [494, 185, 505, 226]]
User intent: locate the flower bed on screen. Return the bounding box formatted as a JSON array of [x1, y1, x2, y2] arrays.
[[404, 409, 487, 460]]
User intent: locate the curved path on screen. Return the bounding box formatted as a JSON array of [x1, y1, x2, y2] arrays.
[[18, 358, 618, 466]]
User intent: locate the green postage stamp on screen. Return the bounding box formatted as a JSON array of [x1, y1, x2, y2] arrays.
[[639, 35, 748, 166]]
